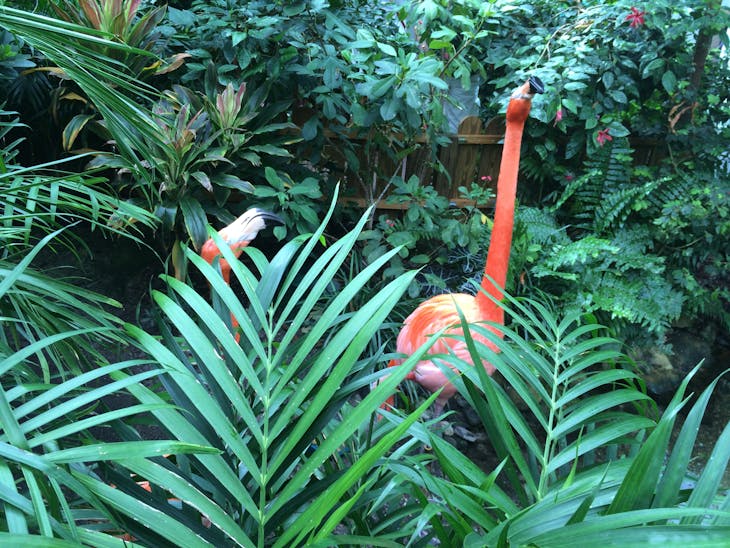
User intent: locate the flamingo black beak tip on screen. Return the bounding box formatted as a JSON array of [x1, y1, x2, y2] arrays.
[[529, 75, 545, 95], [251, 208, 284, 226]]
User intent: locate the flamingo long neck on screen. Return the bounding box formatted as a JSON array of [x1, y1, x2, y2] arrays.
[[476, 84, 533, 325]]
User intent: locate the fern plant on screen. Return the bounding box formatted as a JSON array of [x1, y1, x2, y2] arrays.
[[395, 292, 730, 545], [552, 138, 655, 235], [514, 210, 684, 341], [513, 139, 706, 343]]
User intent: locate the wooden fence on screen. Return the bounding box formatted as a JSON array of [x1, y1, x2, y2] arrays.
[[314, 115, 666, 211], [331, 116, 505, 210]]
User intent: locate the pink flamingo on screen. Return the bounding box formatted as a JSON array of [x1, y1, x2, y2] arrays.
[[384, 76, 544, 415]]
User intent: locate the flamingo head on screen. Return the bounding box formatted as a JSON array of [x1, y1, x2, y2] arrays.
[[218, 208, 283, 248], [506, 75, 545, 124], [201, 208, 283, 274]]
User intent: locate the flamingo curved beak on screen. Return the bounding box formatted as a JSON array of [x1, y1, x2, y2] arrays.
[[528, 75, 545, 95], [248, 208, 284, 226]]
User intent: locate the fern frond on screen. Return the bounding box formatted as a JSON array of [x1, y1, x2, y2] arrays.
[[517, 206, 569, 245], [645, 175, 694, 211], [554, 139, 643, 234], [533, 236, 619, 279], [589, 271, 685, 332], [594, 179, 661, 233]]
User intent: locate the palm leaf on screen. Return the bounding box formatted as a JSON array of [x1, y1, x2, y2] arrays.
[[89, 193, 432, 544], [411, 291, 729, 544], [0, 230, 128, 378], [0, 6, 166, 178]]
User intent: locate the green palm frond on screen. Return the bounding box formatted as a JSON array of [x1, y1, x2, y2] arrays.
[[0, 106, 158, 255], [408, 290, 729, 544], [74, 192, 435, 545], [457, 294, 651, 501], [0, 314, 213, 543], [0, 6, 167, 181], [0, 229, 130, 378], [1, 168, 158, 252]]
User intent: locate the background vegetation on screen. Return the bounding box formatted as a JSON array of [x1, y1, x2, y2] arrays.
[[1, 0, 728, 545]]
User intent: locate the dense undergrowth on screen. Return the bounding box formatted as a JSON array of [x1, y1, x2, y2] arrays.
[[1, 0, 729, 545]]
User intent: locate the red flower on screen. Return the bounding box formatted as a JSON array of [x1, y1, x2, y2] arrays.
[[554, 108, 564, 126], [625, 7, 646, 28], [565, 173, 574, 181], [480, 175, 492, 182], [596, 128, 613, 146]]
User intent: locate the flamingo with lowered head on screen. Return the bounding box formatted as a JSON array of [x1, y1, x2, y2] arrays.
[[200, 208, 282, 337], [383, 76, 544, 415]]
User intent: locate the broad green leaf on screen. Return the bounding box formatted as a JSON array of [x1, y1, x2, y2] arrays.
[[654, 368, 728, 508], [179, 196, 208, 251], [62, 113, 95, 151], [661, 70, 677, 94], [607, 364, 698, 514]]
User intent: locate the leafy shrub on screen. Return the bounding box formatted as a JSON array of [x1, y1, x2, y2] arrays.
[[88, 82, 297, 259], [358, 175, 493, 299], [514, 130, 729, 345], [158, 0, 729, 347]]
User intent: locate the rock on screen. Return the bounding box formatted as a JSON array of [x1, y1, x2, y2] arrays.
[[453, 425, 482, 442], [630, 324, 721, 400]]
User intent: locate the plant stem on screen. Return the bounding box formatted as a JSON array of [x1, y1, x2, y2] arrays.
[[539, 329, 562, 499]]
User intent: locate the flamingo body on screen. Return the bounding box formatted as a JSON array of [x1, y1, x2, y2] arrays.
[[392, 293, 501, 414]]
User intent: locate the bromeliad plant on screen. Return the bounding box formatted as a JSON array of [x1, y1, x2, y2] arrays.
[[49, 0, 179, 78], [90, 81, 298, 276], [0, 6, 299, 264], [47, 0, 187, 156]]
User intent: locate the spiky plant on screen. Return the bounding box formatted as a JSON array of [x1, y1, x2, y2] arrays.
[[394, 291, 730, 545], [67, 196, 436, 546]]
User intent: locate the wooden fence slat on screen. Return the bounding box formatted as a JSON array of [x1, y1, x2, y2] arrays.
[[293, 111, 665, 213]]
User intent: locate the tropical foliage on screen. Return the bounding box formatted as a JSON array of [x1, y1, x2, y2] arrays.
[[390, 294, 730, 545], [0, 0, 728, 545], [146, 0, 730, 344]]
